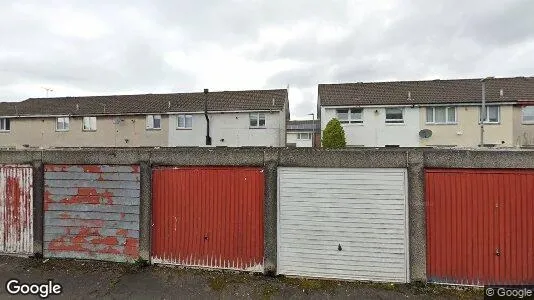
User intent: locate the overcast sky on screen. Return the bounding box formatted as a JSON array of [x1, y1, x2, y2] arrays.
[[1, 0, 533, 119]]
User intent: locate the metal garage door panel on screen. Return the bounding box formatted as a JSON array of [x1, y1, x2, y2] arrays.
[[278, 168, 409, 283], [151, 167, 264, 271], [0, 165, 33, 255], [44, 165, 141, 263], [426, 169, 534, 285]]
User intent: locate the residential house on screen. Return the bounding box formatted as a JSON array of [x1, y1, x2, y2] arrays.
[[0, 89, 289, 149], [318, 77, 534, 147], [286, 120, 320, 147]]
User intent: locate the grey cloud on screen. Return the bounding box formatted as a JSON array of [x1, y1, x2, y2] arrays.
[[1, 0, 533, 119], [260, 0, 534, 118], [0, 1, 194, 98]]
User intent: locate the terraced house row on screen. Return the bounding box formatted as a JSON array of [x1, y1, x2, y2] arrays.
[[318, 76, 534, 148], [1, 76, 534, 149], [0, 89, 289, 149]]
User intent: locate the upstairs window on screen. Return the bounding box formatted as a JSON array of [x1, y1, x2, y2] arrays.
[[385, 108, 404, 124], [426, 107, 457, 124], [336, 108, 363, 123], [56, 117, 70, 131], [481, 106, 500, 124], [297, 133, 311, 140], [82, 117, 97, 131], [250, 112, 266, 128], [177, 114, 193, 129], [522, 106, 534, 124], [146, 114, 161, 130], [0, 118, 10, 131]]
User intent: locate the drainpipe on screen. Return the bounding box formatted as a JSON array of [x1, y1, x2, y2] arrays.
[[204, 89, 212, 145]]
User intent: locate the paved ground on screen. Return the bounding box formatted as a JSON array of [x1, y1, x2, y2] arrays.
[[0, 256, 482, 299]]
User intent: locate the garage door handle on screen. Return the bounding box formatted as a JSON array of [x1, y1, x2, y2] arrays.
[[495, 248, 500, 256], [338, 244, 342, 251]]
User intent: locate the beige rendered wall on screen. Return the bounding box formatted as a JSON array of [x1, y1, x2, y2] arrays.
[[0, 115, 168, 149], [513, 105, 534, 147], [419, 105, 514, 147]]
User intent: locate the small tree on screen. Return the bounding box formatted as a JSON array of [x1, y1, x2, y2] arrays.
[[322, 118, 346, 148]]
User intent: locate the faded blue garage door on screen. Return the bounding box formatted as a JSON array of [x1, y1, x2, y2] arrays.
[[44, 165, 140, 262]]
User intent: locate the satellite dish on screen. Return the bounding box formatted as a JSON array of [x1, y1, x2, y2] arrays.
[[419, 129, 433, 138]]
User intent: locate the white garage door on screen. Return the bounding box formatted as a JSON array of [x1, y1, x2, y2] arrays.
[[277, 168, 409, 283]]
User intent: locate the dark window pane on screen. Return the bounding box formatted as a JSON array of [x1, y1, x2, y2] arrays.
[[385, 108, 403, 123], [435, 107, 446, 123], [488, 106, 499, 122], [523, 106, 534, 122], [185, 115, 192, 128], [350, 108, 362, 121], [447, 107, 456, 123], [336, 109, 348, 121], [249, 113, 258, 127], [153, 116, 161, 129], [426, 108, 433, 122]]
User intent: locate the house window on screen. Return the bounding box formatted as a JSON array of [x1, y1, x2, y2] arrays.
[[426, 107, 457, 124], [336, 108, 363, 123], [146, 115, 161, 130], [249, 112, 266, 128], [297, 133, 311, 140], [481, 106, 500, 123], [385, 108, 404, 123], [82, 117, 97, 131], [56, 117, 70, 131], [177, 114, 193, 129], [522, 106, 534, 124], [0, 118, 10, 132]]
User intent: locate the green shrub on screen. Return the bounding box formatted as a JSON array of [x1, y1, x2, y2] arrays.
[[321, 118, 346, 148]]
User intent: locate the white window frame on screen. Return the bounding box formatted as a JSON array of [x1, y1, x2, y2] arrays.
[[521, 106, 534, 124], [146, 114, 161, 130], [480, 106, 500, 124], [0, 118, 10, 132], [336, 108, 363, 124], [297, 132, 312, 140], [249, 112, 266, 128], [56, 117, 70, 131], [385, 108, 405, 124], [82, 116, 97, 131], [426, 107, 457, 124], [177, 114, 193, 129]]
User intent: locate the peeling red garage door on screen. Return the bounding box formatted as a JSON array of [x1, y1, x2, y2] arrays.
[[44, 165, 140, 262], [0, 165, 33, 255], [426, 169, 534, 285], [152, 167, 264, 271]]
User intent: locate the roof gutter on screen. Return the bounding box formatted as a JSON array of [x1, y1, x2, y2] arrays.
[[321, 102, 518, 108], [0, 109, 284, 119]]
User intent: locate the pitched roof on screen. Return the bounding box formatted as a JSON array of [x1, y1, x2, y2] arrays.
[[287, 120, 320, 131], [319, 77, 534, 106], [0, 89, 287, 117]]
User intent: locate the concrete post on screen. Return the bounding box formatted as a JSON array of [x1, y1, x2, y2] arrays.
[[32, 160, 44, 257], [263, 150, 279, 275], [138, 161, 152, 262], [407, 150, 426, 281]]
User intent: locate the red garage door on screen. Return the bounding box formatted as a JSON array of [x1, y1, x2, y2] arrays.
[[151, 167, 264, 271], [426, 169, 534, 285]]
